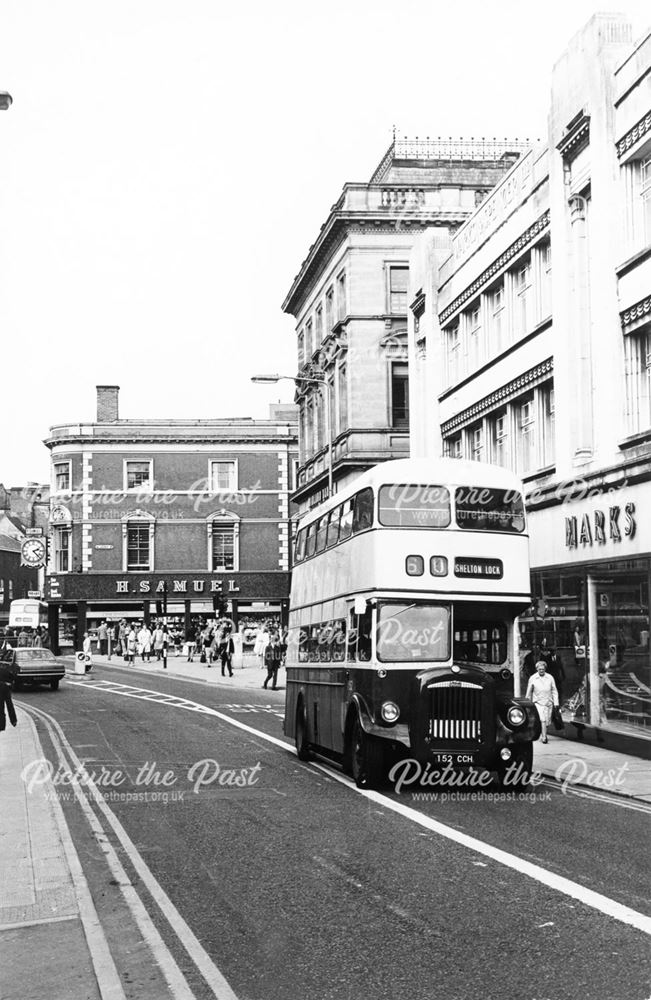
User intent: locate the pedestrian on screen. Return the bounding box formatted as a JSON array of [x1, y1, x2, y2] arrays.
[[219, 628, 235, 677], [126, 626, 137, 664], [161, 625, 169, 668], [152, 623, 166, 661], [17, 629, 29, 648], [118, 620, 127, 658], [263, 634, 283, 690], [82, 632, 93, 673], [525, 660, 558, 744], [138, 623, 152, 663], [40, 628, 51, 650], [254, 626, 269, 667], [98, 621, 109, 656], [185, 624, 196, 662], [0, 664, 17, 733]]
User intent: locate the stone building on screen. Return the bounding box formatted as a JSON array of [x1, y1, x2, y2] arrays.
[[408, 13, 651, 754], [43, 386, 298, 650], [282, 135, 530, 512]]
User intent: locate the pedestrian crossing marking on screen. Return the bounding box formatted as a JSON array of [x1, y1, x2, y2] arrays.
[[65, 678, 284, 718]]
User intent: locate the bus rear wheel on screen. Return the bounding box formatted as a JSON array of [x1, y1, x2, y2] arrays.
[[295, 702, 311, 761], [350, 717, 384, 789]]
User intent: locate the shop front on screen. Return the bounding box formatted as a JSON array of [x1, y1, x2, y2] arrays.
[[525, 481, 651, 756], [45, 571, 291, 654]]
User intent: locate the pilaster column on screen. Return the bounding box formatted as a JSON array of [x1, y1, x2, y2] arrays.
[[568, 195, 594, 464]]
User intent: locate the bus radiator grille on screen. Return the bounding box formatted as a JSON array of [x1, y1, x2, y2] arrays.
[[428, 681, 483, 743]]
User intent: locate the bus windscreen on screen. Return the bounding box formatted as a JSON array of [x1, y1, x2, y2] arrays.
[[378, 485, 451, 528], [454, 487, 525, 533], [376, 602, 450, 662]]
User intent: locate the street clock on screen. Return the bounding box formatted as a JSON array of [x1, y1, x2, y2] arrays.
[[21, 537, 47, 568]]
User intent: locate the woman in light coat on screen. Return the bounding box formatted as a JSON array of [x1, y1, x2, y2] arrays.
[[526, 660, 559, 744]]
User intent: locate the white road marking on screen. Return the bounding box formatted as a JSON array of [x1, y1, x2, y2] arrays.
[[24, 702, 239, 1000], [18, 710, 127, 1000], [67, 678, 651, 936]]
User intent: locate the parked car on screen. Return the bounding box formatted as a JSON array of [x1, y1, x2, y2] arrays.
[[0, 648, 65, 691]]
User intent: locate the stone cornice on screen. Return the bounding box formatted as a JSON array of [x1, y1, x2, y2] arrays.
[[439, 211, 550, 324], [616, 109, 651, 159], [621, 293, 651, 331], [440, 358, 553, 435], [556, 112, 590, 162]]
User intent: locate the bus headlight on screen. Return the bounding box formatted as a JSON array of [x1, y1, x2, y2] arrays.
[[381, 701, 400, 724], [507, 706, 526, 728]]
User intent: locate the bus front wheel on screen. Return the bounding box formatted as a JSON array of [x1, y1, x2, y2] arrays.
[[295, 702, 311, 761], [350, 717, 384, 789]]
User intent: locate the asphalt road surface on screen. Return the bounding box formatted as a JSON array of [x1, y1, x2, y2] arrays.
[[15, 663, 651, 1000]]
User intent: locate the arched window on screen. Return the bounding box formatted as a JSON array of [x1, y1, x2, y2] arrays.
[[207, 511, 240, 572]]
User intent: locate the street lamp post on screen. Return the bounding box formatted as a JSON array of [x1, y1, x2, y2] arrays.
[[252, 372, 333, 499]]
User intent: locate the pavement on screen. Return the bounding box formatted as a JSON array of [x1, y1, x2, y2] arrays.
[[1, 654, 650, 998]]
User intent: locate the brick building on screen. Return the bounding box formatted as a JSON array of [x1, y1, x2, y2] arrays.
[[0, 483, 49, 624], [43, 386, 298, 651], [282, 134, 530, 512]]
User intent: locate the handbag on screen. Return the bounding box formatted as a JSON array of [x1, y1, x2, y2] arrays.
[[200, 650, 207, 664], [551, 705, 564, 731]]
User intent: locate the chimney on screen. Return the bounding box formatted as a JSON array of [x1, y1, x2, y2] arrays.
[[97, 385, 120, 422]]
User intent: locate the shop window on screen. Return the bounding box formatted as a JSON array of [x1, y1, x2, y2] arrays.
[[53, 526, 71, 572], [54, 461, 70, 492], [0, 579, 5, 605], [391, 362, 409, 428], [125, 460, 153, 491], [210, 461, 237, 492]]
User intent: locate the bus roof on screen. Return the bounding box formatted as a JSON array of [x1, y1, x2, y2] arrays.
[[297, 458, 525, 529]]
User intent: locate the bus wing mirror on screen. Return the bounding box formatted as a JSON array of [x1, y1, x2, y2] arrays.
[[354, 596, 367, 615]]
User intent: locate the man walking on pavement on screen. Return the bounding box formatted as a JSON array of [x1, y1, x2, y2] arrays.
[[263, 633, 283, 690]]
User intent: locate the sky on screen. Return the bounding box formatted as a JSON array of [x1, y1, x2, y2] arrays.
[[0, 0, 649, 485]]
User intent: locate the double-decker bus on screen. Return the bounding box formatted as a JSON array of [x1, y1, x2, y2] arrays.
[[284, 458, 540, 788]]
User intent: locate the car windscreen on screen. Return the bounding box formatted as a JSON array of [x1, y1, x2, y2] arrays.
[[16, 649, 52, 660]]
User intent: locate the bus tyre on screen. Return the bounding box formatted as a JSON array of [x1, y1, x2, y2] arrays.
[[497, 742, 533, 790], [295, 702, 311, 761], [350, 717, 384, 789], [50, 679, 60, 691]]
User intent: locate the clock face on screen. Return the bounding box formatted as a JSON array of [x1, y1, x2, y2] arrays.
[[21, 538, 46, 567]]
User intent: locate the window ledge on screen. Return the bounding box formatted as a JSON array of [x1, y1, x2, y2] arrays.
[[521, 465, 556, 484], [618, 429, 651, 450], [616, 244, 651, 278]]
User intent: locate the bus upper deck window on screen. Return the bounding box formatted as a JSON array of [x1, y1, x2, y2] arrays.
[[455, 487, 525, 533], [295, 529, 307, 563], [315, 515, 329, 552], [305, 523, 317, 558], [326, 507, 341, 547], [352, 488, 374, 533], [378, 485, 451, 528], [339, 499, 354, 540]]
